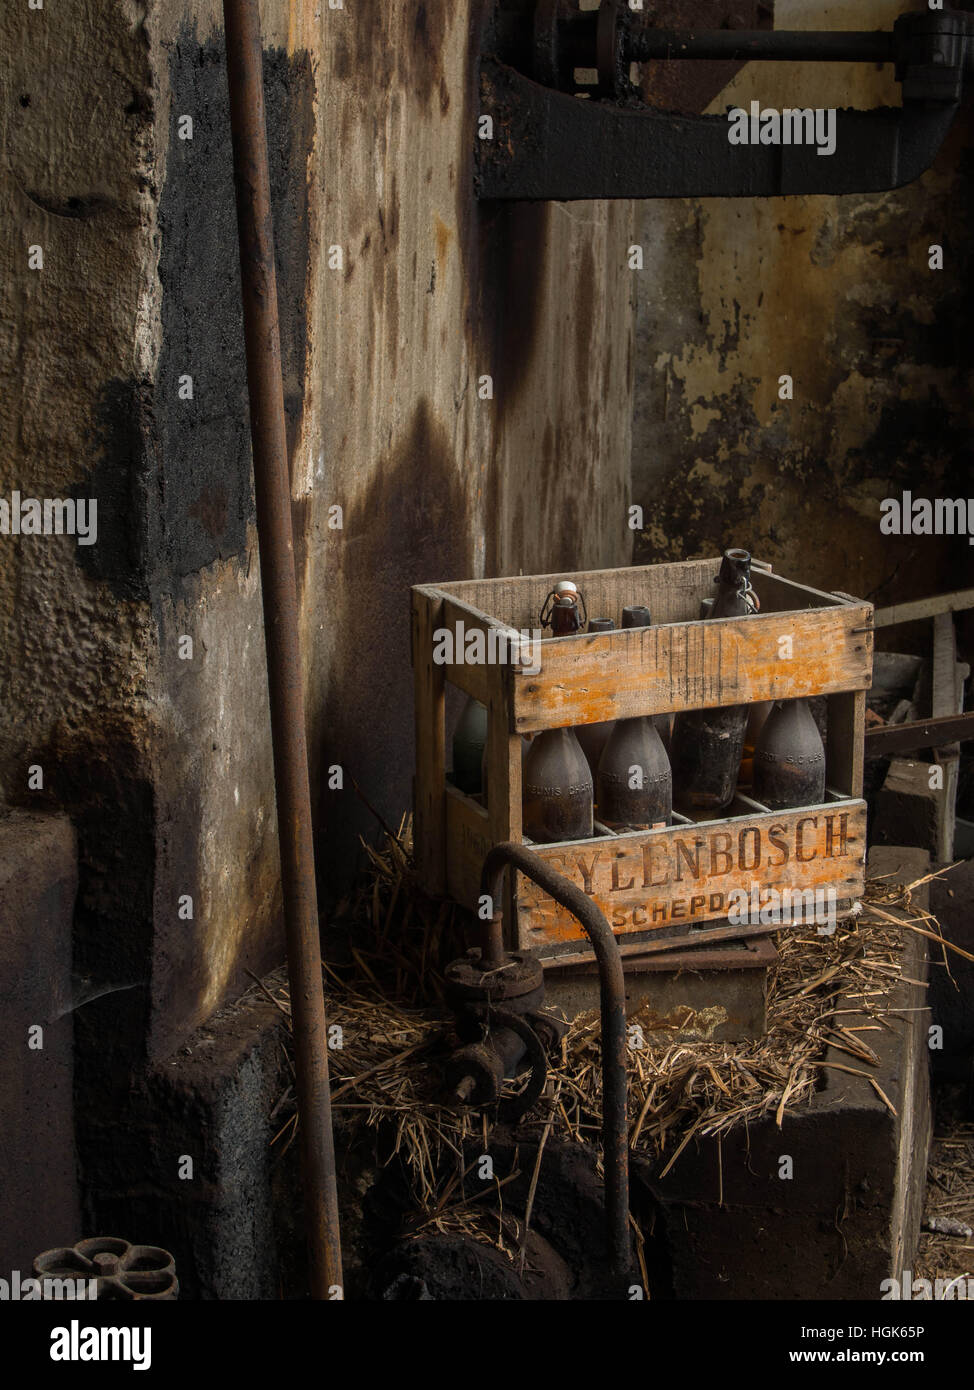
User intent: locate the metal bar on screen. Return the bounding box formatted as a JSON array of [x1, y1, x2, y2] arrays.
[[478, 60, 959, 200], [628, 28, 895, 64], [222, 0, 343, 1299], [480, 843, 631, 1280], [482, 910, 506, 970], [864, 711, 974, 756]]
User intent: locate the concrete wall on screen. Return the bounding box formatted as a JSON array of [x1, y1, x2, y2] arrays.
[[1, 0, 634, 1078], [632, 0, 974, 611]]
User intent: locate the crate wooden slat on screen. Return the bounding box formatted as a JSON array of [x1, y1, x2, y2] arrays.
[[512, 605, 871, 731], [515, 797, 867, 945], [412, 557, 874, 956]]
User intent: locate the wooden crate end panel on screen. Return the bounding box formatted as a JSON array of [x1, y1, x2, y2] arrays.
[[514, 800, 867, 948]]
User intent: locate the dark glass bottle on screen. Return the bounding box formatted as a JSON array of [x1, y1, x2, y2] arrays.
[[622, 605, 652, 628], [541, 580, 586, 636], [670, 549, 755, 815], [522, 727, 594, 844], [739, 699, 773, 787], [576, 617, 616, 782], [597, 717, 672, 830], [595, 604, 672, 827], [452, 696, 487, 795], [753, 699, 826, 810]]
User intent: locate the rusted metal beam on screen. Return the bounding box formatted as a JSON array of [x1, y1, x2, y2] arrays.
[[222, 0, 342, 1299], [480, 843, 631, 1282], [864, 712, 974, 756]]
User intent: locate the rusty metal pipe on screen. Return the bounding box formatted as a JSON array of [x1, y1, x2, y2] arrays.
[[480, 843, 631, 1280], [222, 0, 342, 1298]]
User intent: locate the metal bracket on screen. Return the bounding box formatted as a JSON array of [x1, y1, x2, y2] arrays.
[[477, 1, 973, 200]]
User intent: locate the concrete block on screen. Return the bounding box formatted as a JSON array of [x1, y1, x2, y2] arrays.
[[872, 759, 941, 858], [0, 810, 81, 1272], [633, 846, 932, 1299], [81, 987, 289, 1300]]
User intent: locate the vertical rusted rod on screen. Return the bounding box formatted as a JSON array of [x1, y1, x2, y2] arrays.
[[480, 843, 631, 1280], [222, 0, 342, 1298]]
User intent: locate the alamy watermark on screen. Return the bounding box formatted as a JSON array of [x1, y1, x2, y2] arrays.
[[432, 621, 542, 675], [0, 1268, 98, 1300], [880, 490, 974, 543], [881, 1269, 974, 1300], [0, 491, 97, 546], [727, 102, 837, 157], [727, 882, 838, 935]]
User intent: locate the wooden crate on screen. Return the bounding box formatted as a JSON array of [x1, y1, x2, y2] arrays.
[[411, 558, 873, 957]]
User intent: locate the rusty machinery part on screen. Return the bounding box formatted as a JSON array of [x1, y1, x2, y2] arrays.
[[595, 0, 630, 100], [445, 947, 545, 1014], [34, 1238, 178, 1300], [448, 1007, 551, 1121], [444, 944, 565, 1120], [478, 1, 974, 199], [222, 0, 343, 1300], [478, 843, 631, 1281]]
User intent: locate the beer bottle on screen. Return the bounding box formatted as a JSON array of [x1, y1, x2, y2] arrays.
[[597, 716, 671, 830], [522, 727, 594, 844], [595, 604, 673, 828], [540, 579, 586, 636], [576, 617, 616, 783], [753, 699, 826, 810], [452, 696, 487, 795], [670, 549, 757, 815]]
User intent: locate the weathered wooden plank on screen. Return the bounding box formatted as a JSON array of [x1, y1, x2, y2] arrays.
[[511, 606, 873, 732], [932, 612, 964, 863], [434, 557, 720, 631], [873, 588, 974, 629], [752, 570, 863, 614], [863, 711, 974, 755], [444, 783, 491, 911], [515, 799, 867, 949], [485, 675, 522, 947], [412, 587, 447, 894]]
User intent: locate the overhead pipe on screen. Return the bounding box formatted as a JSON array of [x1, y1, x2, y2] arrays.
[[479, 843, 631, 1280], [222, 0, 343, 1297]]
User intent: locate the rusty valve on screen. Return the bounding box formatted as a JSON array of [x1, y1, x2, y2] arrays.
[[34, 1238, 178, 1300], [444, 948, 567, 1120]]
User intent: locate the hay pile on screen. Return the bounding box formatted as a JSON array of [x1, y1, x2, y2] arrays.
[[263, 818, 966, 1226]]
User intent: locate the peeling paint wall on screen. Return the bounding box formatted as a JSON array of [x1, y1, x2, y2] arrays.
[[632, 0, 974, 610], [1, 0, 635, 1070]]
